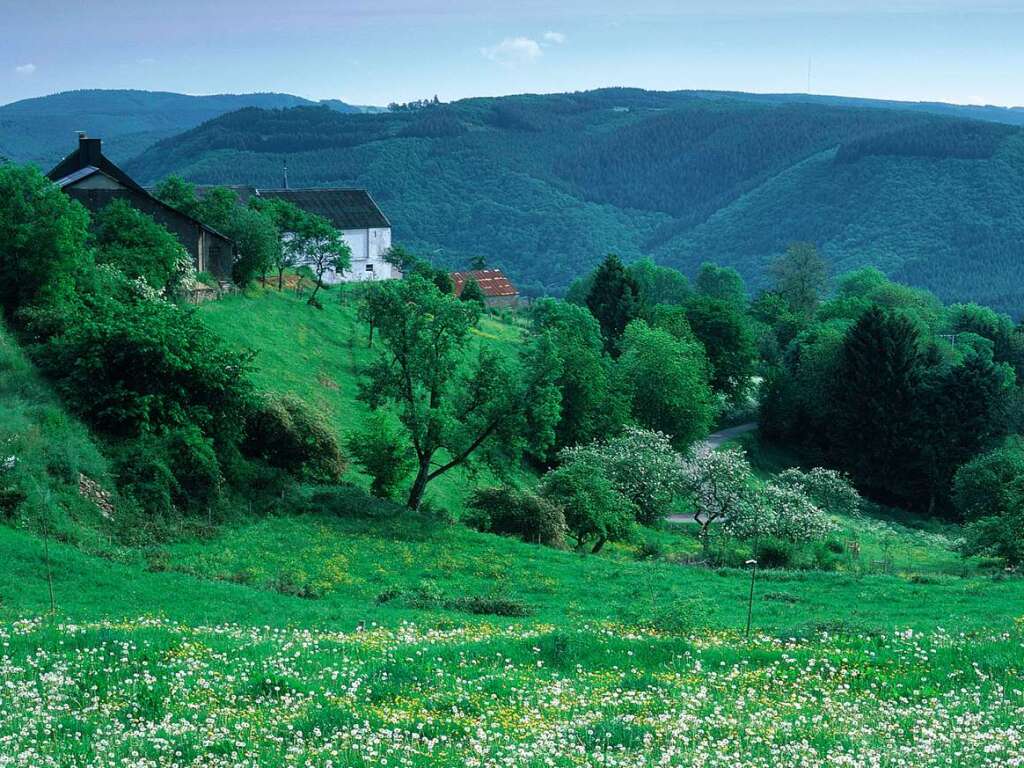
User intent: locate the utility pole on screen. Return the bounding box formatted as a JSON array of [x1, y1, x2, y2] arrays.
[[745, 559, 758, 640]]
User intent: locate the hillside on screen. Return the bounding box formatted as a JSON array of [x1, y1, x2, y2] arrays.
[[4, 277, 1024, 764], [0, 89, 364, 167], [123, 89, 1024, 314], [197, 288, 528, 512]]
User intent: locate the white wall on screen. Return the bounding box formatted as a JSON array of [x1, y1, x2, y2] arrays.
[[286, 227, 397, 284], [338, 227, 397, 282]]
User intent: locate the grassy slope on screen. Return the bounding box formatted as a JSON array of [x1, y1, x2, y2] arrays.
[[199, 287, 527, 512], [4, 297, 1024, 765]]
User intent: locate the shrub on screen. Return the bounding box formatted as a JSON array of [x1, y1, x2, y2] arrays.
[[775, 467, 862, 518], [164, 426, 223, 510], [92, 199, 190, 293], [540, 461, 636, 553], [727, 483, 835, 543], [244, 394, 345, 483], [753, 538, 795, 569], [466, 486, 567, 548], [635, 537, 666, 561], [558, 427, 683, 526], [449, 594, 532, 617], [22, 266, 252, 441], [346, 410, 414, 498], [636, 599, 709, 635]]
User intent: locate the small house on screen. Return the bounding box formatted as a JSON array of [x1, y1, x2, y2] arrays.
[[47, 135, 235, 278], [451, 269, 519, 309]]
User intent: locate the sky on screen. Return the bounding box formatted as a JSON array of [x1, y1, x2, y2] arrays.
[[3, 0, 1024, 108]]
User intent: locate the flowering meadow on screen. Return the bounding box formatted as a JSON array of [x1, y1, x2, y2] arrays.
[[2, 616, 1022, 767]]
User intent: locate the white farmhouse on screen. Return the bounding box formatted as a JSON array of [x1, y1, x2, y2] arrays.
[[252, 188, 397, 282]]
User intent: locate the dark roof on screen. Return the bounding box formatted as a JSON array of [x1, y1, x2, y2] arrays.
[[47, 136, 148, 194], [254, 189, 390, 230], [48, 137, 234, 245], [451, 269, 519, 298]]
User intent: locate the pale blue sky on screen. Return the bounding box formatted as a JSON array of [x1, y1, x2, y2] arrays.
[[3, 0, 1023, 107]]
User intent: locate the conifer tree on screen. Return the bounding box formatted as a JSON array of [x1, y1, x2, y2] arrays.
[[585, 254, 641, 355]]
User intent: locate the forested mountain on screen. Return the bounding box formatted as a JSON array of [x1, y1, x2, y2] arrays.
[[0, 89, 364, 166], [120, 89, 1024, 313]]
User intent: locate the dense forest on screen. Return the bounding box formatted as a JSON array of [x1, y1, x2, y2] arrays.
[[117, 89, 1024, 315]]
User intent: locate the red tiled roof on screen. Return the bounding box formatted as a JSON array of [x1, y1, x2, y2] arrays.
[[450, 269, 519, 298]]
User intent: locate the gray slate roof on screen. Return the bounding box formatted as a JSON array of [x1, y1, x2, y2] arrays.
[[191, 186, 390, 231]]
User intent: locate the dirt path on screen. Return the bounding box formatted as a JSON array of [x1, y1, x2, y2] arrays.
[[667, 422, 757, 525]]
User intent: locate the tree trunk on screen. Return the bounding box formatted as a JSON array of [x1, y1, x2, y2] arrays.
[[277, 269, 284, 291], [407, 459, 430, 510], [308, 276, 323, 305], [590, 536, 608, 554], [368, 321, 375, 348]]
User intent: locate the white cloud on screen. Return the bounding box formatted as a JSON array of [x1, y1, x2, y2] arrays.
[[14, 63, 36, 75], [481, 36, 543, 64], [542, 31, 567, 45], [136, 57, 157, 65]]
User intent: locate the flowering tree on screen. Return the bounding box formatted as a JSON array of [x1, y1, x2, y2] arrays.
[[679, 446, 757, 547], [775, 467, 862, 518], [559, 427, 683, 525], [727, 482, 836, 543]]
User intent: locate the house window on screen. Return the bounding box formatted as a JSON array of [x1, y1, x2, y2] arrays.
[[365, 263, 374, 272]]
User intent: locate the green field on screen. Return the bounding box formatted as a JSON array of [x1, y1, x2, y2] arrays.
[[2, 291, 1024, 767]]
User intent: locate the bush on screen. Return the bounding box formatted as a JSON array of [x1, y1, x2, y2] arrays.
[[558, 427, 683, 526], [165, 426, 223, 510], [754, 538, 795, 569], [22, 266, 252, 441], [540, 461, 636, 553], [775, 467, 862, 518], [466, 486, 567, 548], [727, 483, 835, 543], [449, 594, 532, 617], [244, 394, 345, 483], [346, 410, 414, 498]]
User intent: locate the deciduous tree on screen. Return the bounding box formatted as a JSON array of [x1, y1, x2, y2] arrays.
[[358, 276, 561, 510]]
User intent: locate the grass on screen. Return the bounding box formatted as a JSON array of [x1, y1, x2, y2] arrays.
[[199, 286, 527, 513], [3, 291, 1024, 766]]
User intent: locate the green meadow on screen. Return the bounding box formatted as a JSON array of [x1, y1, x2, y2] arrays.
[[2, 289, 1023, 767]]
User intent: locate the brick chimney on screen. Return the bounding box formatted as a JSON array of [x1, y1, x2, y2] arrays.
[[78, 133, 102, 167]]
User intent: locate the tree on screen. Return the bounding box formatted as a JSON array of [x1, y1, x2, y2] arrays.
[[559, 427, 683, 526], [0, 164, 90, 314], [346, 410, 415, 499], [629, 258, 692, 307], [770, 242, 828, 316], [828, 306, 925, 500], [186, 186, 280, 286], [529, 298, 627, 456], [249, 196, 311, 289], [617, 321, 716, 450], [953, 438, 1024, 522], [469, 255, 487, 270], [358, 276, 561, 510], [679, 446, 757, 548], [695, 262, 746, 305], [540, 460, 635, 553], [585, 254, 641, 355], [915, 350, 1012, 513], [300, 215, 351, 306], [153, 176, 199, 217], [683, 295, 758, 404], [92, 199, 191, 293], [459, 278, 486, 306]]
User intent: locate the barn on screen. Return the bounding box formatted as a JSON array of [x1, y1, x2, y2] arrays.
[[450, 269, 520, 309], [47, 135, 236, 278]]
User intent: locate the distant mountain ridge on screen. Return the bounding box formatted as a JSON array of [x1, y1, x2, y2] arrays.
[[0, 89, 369, 167]]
